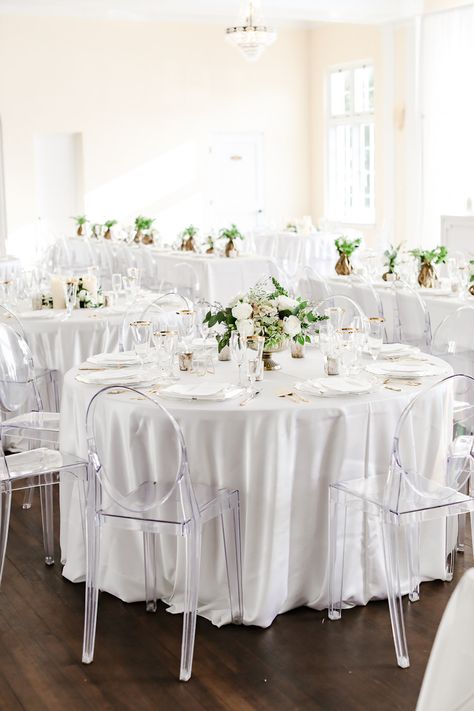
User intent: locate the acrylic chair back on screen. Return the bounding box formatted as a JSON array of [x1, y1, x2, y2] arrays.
[[302, 266, 331, 302], [317, 294, 366, 329], [385, 374, 474, 514], [0, 323, 43, 414], [85, 386, 197, 517], [119, 293, 189, 352], [432, 307, 474, 377], [393, 281, 432, 351], [159, 263, 201, 302], [350, 274, 384, 319], [0, 304, 26, 341]]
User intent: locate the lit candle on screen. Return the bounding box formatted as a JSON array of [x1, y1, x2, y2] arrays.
[[50, 275, 66, 309]]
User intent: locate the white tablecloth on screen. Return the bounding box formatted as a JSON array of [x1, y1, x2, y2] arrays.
[[59, 349, 451, 627], [323, 275, 474, 337], [0, 255, 22, 281], [417, 567, 474, 711], [253, 231, 337, 276]]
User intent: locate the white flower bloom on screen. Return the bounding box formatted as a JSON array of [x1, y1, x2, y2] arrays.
[[277, 295, 298, 311], [78, 290, 87, 299], [229, 292, 245, 308], [232, 301, 253, 320], [283, 315, 301, 337], [236, 319, 254, 337]]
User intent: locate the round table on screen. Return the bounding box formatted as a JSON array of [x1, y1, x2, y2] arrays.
[[0, 255, 22, 281], [59, 348, 452, 627]]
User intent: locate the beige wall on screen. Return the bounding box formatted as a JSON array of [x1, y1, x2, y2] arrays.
[[424, 0, 473, 12], [309, 23, 387, 247], [0, 16, 311, 255]]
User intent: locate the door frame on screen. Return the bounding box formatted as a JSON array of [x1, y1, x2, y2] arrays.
[[0, 118, 7, 256], [207, 131, 264, 230]]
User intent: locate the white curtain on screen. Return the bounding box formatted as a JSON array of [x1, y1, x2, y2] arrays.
[[420, 4, 474, 246]]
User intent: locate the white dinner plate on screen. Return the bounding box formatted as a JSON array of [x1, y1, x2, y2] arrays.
[[76, 367, 161, 387], [379, 344, 420, 359], [366, 361, 447, 379], [87, 350, 153, 367], [296, 376, 375, 397], [158, 382, 243, 402]]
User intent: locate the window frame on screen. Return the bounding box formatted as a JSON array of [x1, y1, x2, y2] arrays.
[[325, 60, 375, 226]]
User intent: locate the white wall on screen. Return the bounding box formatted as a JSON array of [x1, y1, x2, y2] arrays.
[[0, 16, 311, 257]]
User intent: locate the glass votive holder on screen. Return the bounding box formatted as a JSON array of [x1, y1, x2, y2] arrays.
[[179, 352, 193, 371], [324, 353, 341, 376], [291, 340, 305, 358]]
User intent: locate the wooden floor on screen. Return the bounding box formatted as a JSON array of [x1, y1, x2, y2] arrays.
[[0, 491, 470, 711]]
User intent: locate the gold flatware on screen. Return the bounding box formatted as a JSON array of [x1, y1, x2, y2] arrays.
[[277, 391, 309, 404]]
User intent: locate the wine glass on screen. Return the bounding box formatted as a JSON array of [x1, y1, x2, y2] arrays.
[[63, 280, 77, 320], [230, 331, 246, 386], [112, 273, 122, 299], [130, 320, 152, 373], [367, 318, 384, 361], [176, 310, 195, 350], [244, 336, 264, 395], [325, 306, 344, 330], [127, 267, 141, 296]]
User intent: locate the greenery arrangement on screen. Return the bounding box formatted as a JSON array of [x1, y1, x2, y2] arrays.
[[203, 276, 327, 352], [103, 219, 117, 240], [205, 234, 215, 254], [91, 223, 102, 238], [285, 222, 297, 233], [334, 236, 361, 275], [75, 276, 104, 308], [219, 223, 244, 257], [410, 245, 448, 288], [382, 243, 403, 280], [134, 216, 155, 243], [72, 215, 88, 237], [180, 225, 198, 251]]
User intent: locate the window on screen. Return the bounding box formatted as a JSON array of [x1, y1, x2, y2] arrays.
[[327, 64, 375, 224]]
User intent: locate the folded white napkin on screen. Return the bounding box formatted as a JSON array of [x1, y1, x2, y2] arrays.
[[297, 376, 373, 396], [159, 382, 241, 401]]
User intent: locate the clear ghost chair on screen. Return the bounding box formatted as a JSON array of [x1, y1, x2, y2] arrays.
[[328, 374, 474, 668], [350, 274, 384, 320], [393, 281, 432, 351], [301, 266, 332, 302], [275, 237, 303, 293], [82, 385, 243, 681], [119, 293, 190, 352], [432, 307, 474, 377], [317, 294, 366, 328], [159, 263, 201, 302], [0, 323, 87, 572]]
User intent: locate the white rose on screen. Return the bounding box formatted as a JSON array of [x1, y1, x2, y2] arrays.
[[229, 292, 245, 308], [277, 295, 298, 311], [283, 315, 301, 337], [232, 302, 253, 320], [236, 319, 254, 338]]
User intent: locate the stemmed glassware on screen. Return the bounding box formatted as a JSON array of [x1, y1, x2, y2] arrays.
[[230, 331, 246, 386], [127, 267, 141, 298], [176, 310, 195, 350], [244, 336, 264, 395], [367, 317, 384, 360], [112, 273, 122, 300], [63, 280, 77, 320], [153, 330, 177, 380], [130, 320, 152, 373], [325, 306, 344, 330]]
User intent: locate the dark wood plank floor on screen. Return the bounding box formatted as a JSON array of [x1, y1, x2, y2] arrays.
[[0, 490, 470, 711]]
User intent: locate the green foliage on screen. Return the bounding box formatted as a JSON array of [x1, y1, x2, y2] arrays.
[[334, 236, 361, 257], [383, 243, 403, 272], [134, 216, 155, 231], [218, 223, 244, 242], [72, 215, 88, 225], [410, 245, 448, 265], [104, 219, 117, 229], [181, 225, 198, 239]]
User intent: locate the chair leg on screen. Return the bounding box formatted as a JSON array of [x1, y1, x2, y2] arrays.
[[457, 514, 466, 554], [39, 474, 54, 565], [143, 532, 157, 613], [381, 519, 410, 668], [22, 483, 34, 510], [328, 487, 347, 621], [445, 516, 457, 582], [0, 486, 12, 587], [179, 524, 202, 682], [82, 516, 101, 664], [220, 494, 243, 624], [405, 523, 420, 603]]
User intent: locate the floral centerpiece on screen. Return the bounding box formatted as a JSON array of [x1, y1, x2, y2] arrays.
[[469, 259, 474, 296], [205, 234, 215, 254], [103, 219, 117, 240], [133, 216, 155, 244], [203, 277, 327, 370], [180, 225, 198, 252], [410, 245, 448, 288], [72, 215, 88, 237], [334, 236, 361, 275], [382, 243, 403, 281], [219, 223, 244, 258], [285, 221, 298, 233], [41, 275, 104, 310]]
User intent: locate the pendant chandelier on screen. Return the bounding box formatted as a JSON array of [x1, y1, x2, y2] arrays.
[[225, 1, 277, 62]]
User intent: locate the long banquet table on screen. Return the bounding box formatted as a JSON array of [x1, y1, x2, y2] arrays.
[[59, 348, 451, 627], [253, 230, 337, 276]]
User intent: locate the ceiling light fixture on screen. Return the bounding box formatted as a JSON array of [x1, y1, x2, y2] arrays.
[[225, 1, 277, 62]]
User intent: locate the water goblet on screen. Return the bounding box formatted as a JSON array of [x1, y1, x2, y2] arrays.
[[245, 335, 264, 395], [63, 280, 77, 320], [130, 320, 152, 373], [230, 330, 246, 386], [152, 330, 177, 379], [112, 273, 122, 299], [367, 317, 384, 361], [176, 309, 195, 350], [325, 306, 344, 330]]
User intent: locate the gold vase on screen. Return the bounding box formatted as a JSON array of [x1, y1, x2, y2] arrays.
[[335, 253, 352, 275], [142, 232, 154, 245], [469, 283, 474, 296], [225, 240, 238, 258], [134, 230, 142, 244], [262, 342, 287, 371], [184, 237, 196, 252], [418, 261, 437, 288], [382, 271, 399, 282], [290, 341, 305, 359]]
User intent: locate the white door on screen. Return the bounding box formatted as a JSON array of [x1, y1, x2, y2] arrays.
[[208, 132, 264, 231], [34, 132, 84, 237]]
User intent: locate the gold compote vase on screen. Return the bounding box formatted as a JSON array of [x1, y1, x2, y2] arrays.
[[262, 341, 287, 371]]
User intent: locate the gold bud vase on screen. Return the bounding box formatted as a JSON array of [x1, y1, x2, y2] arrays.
[[335, 253, 352, 276], [418, 261, 437, 288]]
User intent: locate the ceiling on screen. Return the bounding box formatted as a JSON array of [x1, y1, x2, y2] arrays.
[[0, 0, 423, 25]]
